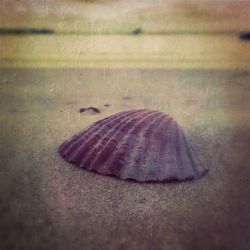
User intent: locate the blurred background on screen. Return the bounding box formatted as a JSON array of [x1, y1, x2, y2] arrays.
[[1, 0, 250, 68], [1, 1, 250, 250]]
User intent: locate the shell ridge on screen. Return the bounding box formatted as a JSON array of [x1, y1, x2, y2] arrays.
[[59, 111, 126, 155], [145, 116, 173, 181], [98, 111, 160, 176], [176, 126, 197, 180], [60, 110, 138, 157], [159, 118, 180, 180], [159, 118, 176, 180], [59, 130, 86, 155], [70, 110, 144, 166], [141, 114, 169, 181], [182, 134, 207, 178], [87, 110, 156, 172], [174, 121, 186, 180], [77, 111, 150, 169], [120, 112, 165, 180], [63, 110, 140, 161]]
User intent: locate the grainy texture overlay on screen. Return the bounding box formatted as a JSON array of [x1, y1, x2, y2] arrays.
[[1, 1, 250, 249]]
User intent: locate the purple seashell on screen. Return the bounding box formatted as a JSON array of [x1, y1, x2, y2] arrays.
[[58, 109, 208, 182]]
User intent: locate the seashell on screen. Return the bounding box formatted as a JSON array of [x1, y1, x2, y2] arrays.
[[58, 109, 208, 182]]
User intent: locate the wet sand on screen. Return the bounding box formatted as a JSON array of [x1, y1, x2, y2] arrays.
[[1, 68, 250, 249]]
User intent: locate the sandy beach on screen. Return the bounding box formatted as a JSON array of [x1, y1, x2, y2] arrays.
[[1, 68, 250, 249]]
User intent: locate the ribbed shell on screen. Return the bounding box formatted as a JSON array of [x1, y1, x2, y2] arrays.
[[58, 109, 208, 182]]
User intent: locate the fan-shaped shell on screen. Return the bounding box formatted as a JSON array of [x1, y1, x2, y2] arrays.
[[58, 109, 208, 182]]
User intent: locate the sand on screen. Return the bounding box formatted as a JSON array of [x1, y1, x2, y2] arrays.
[[1, 34, 250, 69], [0, 68, 250, 250]]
